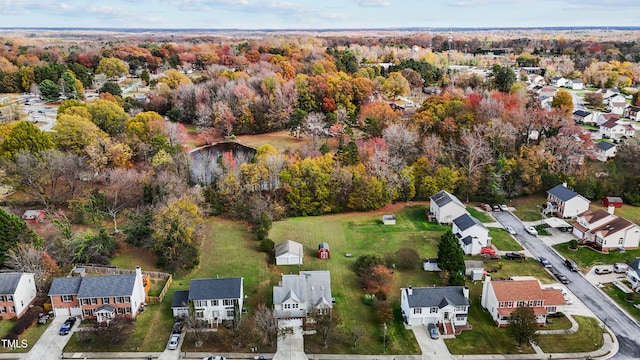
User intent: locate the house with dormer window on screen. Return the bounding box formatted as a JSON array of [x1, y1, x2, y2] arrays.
[[572, 209, 640, 250], [171, 277, 243, 327], [273, 270, 333, 327], [481, 276, 566, 327]]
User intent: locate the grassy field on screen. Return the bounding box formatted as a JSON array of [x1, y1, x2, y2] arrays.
[[0, 320, 50, 354], [479, 258, 556, 283], [553, 242, 640, 269], [543, 315, 572, 330], [235, 130, 312, 153], [537, 316, 603, 353], [511, 195, 547, 222], [601, 284, 640, 322], [467, 207, 494, 223], [488, 227, 524, 251]]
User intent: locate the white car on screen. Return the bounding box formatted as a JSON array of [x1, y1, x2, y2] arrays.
[[525, 226, 538, 235], [167, 334, 180, 350], [505, 226, 516, 235], [499, 204, 509, 211]]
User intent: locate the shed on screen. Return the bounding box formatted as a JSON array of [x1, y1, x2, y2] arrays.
[[471, 269, 484, 281], [423, 258, 440, 272], [602, 197, 623, 208], [382, 214, 396, 225], [71, 267, 86, 277], [318, 242, 330, 259], [22, 210, 45, 223], [464, 260, 484, 278], [275, 240, 303, 265]]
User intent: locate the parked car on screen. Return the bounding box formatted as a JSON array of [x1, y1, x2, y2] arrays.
[[481, 203, 492, 212], [564, 259, 579, 272], [595, 267, 612, 275], [537, 257, 552, 268], [481, 246, 496, 255], [553, 272, 570, 284], [525, 226, 538, 235], [167, 334, 180, 350], [38, 313, 49, 325], [504, 226, 516, 235], [59, 317, 77, 335], [172, 321, 184, 334], [505, 252, 525, 260], [614, 263, 629, 273], [499, 204, 509, 211], [203, 357, 227, 360], [427, 323, 439, 339]]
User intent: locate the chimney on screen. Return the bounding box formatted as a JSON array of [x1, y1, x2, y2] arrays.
[[562, 182, 568, 188], [462, 286, 469, 300], [408, 285, 413, 296], [136, 266, 142, 279], [607, 205, 615, 215]]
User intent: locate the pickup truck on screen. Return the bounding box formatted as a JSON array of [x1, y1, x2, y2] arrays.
[[505, 252, 526, 260]]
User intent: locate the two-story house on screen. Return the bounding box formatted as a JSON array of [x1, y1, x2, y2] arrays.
[[599, 119, 635, 140], [452, 213, 490, 255], [481, 276, 566, 327], [606, 94, 628, 115], [400, 286, 469, 334], [171, 277, 244, 327], [545, 183, 590, 219], [273, 270, 333, 327], [623, 105, 640, 121], [0, 273, 37, 319], [429, 190, 467, 225], [573, 209, 640, 250], [573, 110, 595, 125], [625, 259, 640, 292], [595, 141, 617, 162], [48, 266, 146, 322]]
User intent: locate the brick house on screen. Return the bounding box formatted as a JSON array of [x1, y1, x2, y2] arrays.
[[0, 273, 37, 319], [48, 266, 146, 322]]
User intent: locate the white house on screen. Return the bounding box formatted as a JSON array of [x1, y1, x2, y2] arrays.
[[429, 190, 467, 225], [623, 105, 640, 121], [595, 141, 617, 162], [586, 217, 640, 251], [0, 273, 37, 319], [625, 259, 640, 291], [275, 240, 303, 265], [481, 276, 566, 327], [400, 286, 469, 334], [573, 109, 595, 125], [171, 277, 244, 327], [551, 77, 568, 87], [572, 209, 617, 239], [606, 94, 628, 115], [49, 266, 146, 321], [545, 183, 590, 219], [273, 270, 333, 327], [599, 119, 635, 140], [452, 213, 490, 255], [565, 79, 583, 90]]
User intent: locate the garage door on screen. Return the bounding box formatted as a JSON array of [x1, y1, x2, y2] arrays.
[[70, 307, 82, 316], [54, 307, 70, 316], [279, 318, 302, 328]]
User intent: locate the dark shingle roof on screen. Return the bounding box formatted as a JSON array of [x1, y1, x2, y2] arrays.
[[48, 277, 82, 296], [573, 109, 591, 118], [597, 142, 616, 151], [171, 290, 190, 308], [452, 213, 485, 232], [77, 275, 137, 298], [0, 273, 27, 295], [405, 286, 469, 308], [461, 235, 473, 245], [430, 190, 464, 208], [188, 278, 243, 301], [548, 184, 580, 202]]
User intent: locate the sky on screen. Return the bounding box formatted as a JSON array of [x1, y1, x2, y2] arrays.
[[0, 0, 638, 30]]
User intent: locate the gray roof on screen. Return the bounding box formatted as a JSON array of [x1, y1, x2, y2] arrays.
[[597, 142, 616, 151], [273, 270, 332, 318], [430, 190, 464, 209], [0, 273, 31, 295], [573, 109, 592, 118], [48, 274, 138, 298], [461, 235, 473, 245], [629, 258, 640, 270], [423, 258, 439, 264], [95, 304, 115, 313], [404, 286, 469, 308], [171, 290, 190, 308], [453, 213, 486, 232], [275, 240, 303, 258], [548, 184, 581, 202], [188, 278, 243, 301]]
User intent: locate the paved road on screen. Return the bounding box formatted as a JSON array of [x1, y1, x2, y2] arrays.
[[570, 91, 585, 111], [492, 211, 640, 360]]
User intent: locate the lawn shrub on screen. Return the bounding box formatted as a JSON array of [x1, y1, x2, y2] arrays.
[[4, 306, 42, 338]]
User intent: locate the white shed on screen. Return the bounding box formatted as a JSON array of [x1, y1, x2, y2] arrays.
[[275, 240, 303, 265], [382, 214, 396, 225]]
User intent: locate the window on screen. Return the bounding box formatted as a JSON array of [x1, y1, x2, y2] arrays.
[[619, 238, 624, 245], [413, 308, 422, 314], [430, 307, 438, 313], [61, 295, 73, 302], [528, 300, 535, 307], [80, 299, 89, 305], [83, 309, 93, 317], [0, 307, 5, 313], [227, 310, 234, 317], [547, 306, 556, 313], [7, 295, 13, 302], [292, 303, 299, 309], [90, 298, 98, 305], [102, 298, 110, 304], [116, 308, 124, 314], [499, 301, 505, 308], [0, 296, 5, 302], [196, 310, 204, 319], [317, 307, 328, 315], [517, 300, 525, 307], [124, 297, 130, 303], [455, 306, 466, 312], [507, 301, 513, 308], [9, 306, 15, 313], [114, 297, 121, 304], [223, 299, 233, 306], [194, 300, 207, 307], [212, 300, 218, 306], [125, 308, 131, 314], [284, 304, 291, 309], [536, 300, 542, 307]]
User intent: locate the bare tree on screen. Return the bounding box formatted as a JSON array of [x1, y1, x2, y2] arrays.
[[103, 168, 144, 233], [307, 307, 341, 348], [383, 123, 419, 171], [303, 112, 326, 148], [252, 303, 290, 347], [448, 129, 494, 200], [351, 324, 365, 348], [183, 301, 209, 348]]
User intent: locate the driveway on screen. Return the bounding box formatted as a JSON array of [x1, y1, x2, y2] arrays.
[[492, 210, 640, 360], [23, 316, 76, 360], [273, 326, 307, 360], [410, 325, 453, 360]]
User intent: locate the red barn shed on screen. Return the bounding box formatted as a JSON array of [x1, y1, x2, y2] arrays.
[[318, 242, 330, 259], [22, 210, 45, 223], [602, 197, 623, 208]]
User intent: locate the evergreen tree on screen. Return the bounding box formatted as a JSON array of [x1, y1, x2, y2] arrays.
[[437, 229, 465, 278], [0, 208, 43, 264]]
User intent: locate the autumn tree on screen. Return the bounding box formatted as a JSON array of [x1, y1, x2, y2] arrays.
[[87, 99, 130, 137], [52, 114, 108, 154], [0, 121, 54, 159], [551, 89, 574, 115], [308, 308, 341, 348], [96, 57, 128, 80], [103, 168, 144, 233], [252, 303, 290, 347], [157, 69, 191, 90], [361, 265, 394, 297], [584, 92, 604, 108], [491, 65, 517, 93], [382, 72, 410, 99], [506, 306, 538, 346], [151, 195, 203, 273], [4, 243, 59, 293]]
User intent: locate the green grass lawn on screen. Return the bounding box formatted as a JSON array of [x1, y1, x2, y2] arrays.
[[488, 227, 524, 251], [467, 207, 493, 223], [553, 242, 640, 269], [537, 316, 603, 353], [601, 284, 640, 322], [0, 320, 50, 354], [478, 258, 556, 283], [511, 195, 547, 222], [544, 315, 572, 330]]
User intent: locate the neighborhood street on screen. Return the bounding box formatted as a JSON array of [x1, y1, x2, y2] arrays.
[[492, 211, 640, 360]]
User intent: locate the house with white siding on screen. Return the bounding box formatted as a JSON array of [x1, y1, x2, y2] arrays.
[[400, 286, 469, 334], [171, 277, 244, 327], [429, 190, 467, 225], [452, 213, 490, 255], [545, 183, 590, 219], [0, 273, 37, 319]]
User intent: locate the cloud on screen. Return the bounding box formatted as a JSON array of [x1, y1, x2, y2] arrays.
[[351, 0, 390, 7], [449, 0, 526, 6]]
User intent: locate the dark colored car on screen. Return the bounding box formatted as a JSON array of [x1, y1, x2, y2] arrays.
[[553, 272, 571, 284], [427, 323, 439, 339], [505, 252, 525, 260], [537, 257, 552, 268], [59, 317, 77, 335], [172, 321, 184, 334], [564, 259, 579, 272]]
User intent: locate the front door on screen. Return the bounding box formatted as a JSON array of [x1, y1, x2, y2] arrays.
[[444, 312, 450, 320]]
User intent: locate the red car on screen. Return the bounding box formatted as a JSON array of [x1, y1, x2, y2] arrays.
[[481, 247, 496, 255]]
